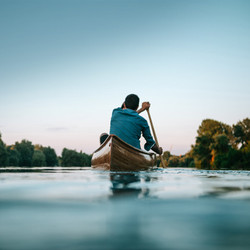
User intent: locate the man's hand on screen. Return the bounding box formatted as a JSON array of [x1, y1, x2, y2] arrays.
[[137, 102, 150, 114], [158, 147, 163, 155], [152, 144, 163, 155], [142, 102, 150, 110]]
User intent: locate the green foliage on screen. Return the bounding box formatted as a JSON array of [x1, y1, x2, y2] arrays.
[[242, 142, 250, 153], [233, 124, 244, 145], [211, 134, 231, 169], [233, 118, 250, 149], [32, 150, 46, 167], [213, 153, 229, 169], [193, 119, 232, 168], [61, 148, 91, 167], [180, 155, 195, 168], [213, 148, 246, 170], [161, 150, 194, 168], [2, 117, 248, 170], [242, 152, 250, 170], [15, 140, 34, 167], [0, 131, 92, 167], [212, 134, 230, 154], [162, 151, 171, 161], [192, 135, 212, 169], [42, 147, 58, 166], [197, 119, 232, 138], [0, 132, 8, 166], [168, 156, 180, 167], [192, 118, 250, 170], [7, 146, 20, 166], [81, 152, 92, 166]]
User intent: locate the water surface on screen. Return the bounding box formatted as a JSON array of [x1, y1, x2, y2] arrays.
[[1, 167, 250, 250]]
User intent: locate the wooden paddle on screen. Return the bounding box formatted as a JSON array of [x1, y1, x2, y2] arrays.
[[146, 109, 166, 168]]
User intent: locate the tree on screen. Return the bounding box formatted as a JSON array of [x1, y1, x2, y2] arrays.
[[193, 119, 227, 169], [0, 132, 8, 166], [183, 150, 195, 168], [42, 147, 58, 166], [197, 119, 232, 139], [61, 148, 91, 167], [80, 151, 92, 166], [15, 140, 34, 167], [32, 150, 46, 167], [192, 119, 237, 169], [168, 156, 180, 167], [192, 118, 250, 170], [179, 154, 195, 168], [7, 146, 20, 166], [0, 131, 91, 167], [233, 118, 250, 149], [211, 134, 231, 169], [212, 134, 230, 154], [61, 148, 82, 167], [192, 134, 213, 169]]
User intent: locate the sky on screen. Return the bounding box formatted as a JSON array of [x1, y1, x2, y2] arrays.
[[0, 0, 250, 156]]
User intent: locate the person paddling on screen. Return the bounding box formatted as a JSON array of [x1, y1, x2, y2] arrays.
[[100, 94, 162, 155]]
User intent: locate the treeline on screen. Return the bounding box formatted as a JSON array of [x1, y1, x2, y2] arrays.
[[160, 151, 195, 168], [61, 148, 91, 167], [0, 133, 92, 167], [161, 118, 250, 170], [1, 117, 249, 169]]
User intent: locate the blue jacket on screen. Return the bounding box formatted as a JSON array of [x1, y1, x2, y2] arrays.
[[110, 108, 155, 151]]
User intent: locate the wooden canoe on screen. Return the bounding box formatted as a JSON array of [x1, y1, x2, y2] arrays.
[[91, 135, 157, 171]]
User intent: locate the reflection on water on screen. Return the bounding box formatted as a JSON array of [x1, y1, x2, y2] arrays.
[[109, 169, 250, 200], [1, 167, 250, 250], [1, 167, 250, 201], [110, 173, 151, 198]]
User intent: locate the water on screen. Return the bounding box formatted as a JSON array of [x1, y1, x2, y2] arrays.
[[1, 167, 250, 250]]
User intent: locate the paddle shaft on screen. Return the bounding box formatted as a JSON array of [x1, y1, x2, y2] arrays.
[[146, 109, 166, 168]]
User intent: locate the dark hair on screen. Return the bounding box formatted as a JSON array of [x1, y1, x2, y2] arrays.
[[124, 94, 139, 110]]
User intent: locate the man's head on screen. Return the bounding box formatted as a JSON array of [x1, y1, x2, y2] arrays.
[[124, 94, 139, 110]]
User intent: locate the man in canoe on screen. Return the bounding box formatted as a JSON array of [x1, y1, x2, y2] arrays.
[[101, 94, 163, 155]]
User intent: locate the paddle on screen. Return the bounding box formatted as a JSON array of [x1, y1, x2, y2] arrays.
[[146, 109, 166, 168]]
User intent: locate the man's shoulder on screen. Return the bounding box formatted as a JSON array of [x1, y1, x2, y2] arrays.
[[135, 113, 148, 126], [140, 115, 148, 122], [113, 108, 137, 115], [113, 107, 122, 111], [112, 107, 122, 113]]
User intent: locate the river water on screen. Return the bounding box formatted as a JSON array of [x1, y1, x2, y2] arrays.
[[0, 167, 250, 250]]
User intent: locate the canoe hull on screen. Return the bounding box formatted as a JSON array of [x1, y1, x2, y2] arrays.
[[91, 135, 156, 171]]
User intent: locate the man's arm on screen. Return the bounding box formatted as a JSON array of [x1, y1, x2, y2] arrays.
[[140, 105, 163, 155], [151, 144, 163, 155], [137, 102, 150, 114]]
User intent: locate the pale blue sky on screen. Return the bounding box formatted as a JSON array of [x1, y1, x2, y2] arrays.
[[1, 0, 250, 155]]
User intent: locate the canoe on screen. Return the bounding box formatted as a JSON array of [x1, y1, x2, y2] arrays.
[[91, 134, 157, 171]]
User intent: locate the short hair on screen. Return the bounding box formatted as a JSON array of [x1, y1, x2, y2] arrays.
[[125, 94, 139, 110]]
